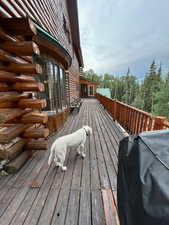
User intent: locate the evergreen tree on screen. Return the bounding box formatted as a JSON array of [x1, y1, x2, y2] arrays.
[[143, 60, 162, 112], [153, 75, 169, 119]]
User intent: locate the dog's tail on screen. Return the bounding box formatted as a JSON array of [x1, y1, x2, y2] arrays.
[[48, 146, 54, 165]]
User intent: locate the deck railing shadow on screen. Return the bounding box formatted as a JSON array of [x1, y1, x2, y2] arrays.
[[96, 93, 169, 134]]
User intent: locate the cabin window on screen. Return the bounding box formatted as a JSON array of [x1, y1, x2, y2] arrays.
[[34, 56, 67, 113], [88, 85, 94, 96]]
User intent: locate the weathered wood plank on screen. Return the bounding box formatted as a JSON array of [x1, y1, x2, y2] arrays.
[[102, 189, 120, 225], [92, 190, 106, 225], [0, 99, 122, 225]]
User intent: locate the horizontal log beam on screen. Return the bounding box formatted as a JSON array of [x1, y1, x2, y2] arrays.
[[0, 124, 29, 143], [0, 71, 37, 83], [0, 26, 15, 42], [18, 99, 47, 109], [12, 82, 44, 92], [0, 49, 27, 64], [22, 127, 49, 138], [14, 76, 36, 83], [0, 93, 32, 103], [0, 18, 37, 36], [0, 138, 26, 160], [20, 112, 48, 124], [25, 139, 48, 150], [0, 41, 40, 56], [0, 109, 24, 123], [4, 151, 30, 173], [0, 64, 42, 74], [0, 102, 15, 108]]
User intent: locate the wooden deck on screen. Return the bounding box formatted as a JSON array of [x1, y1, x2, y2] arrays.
[[0, 99, 126, 225]]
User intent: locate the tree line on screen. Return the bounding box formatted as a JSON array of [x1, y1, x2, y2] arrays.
[[82, 61, 169, 119]]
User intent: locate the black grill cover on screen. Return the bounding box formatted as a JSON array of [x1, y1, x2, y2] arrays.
[[117, 129, 169, 225]]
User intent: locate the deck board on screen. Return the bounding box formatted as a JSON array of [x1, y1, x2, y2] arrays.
[[0, 99, 125, 225]]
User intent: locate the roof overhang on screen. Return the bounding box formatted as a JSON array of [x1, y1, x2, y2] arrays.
[[67, 0, 84, 67], [80, 76, 98, 85]]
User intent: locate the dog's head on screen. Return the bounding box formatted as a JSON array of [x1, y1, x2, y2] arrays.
[[83, 125, 92, 136]]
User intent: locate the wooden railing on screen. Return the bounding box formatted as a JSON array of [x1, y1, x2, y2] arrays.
[[96, 93, 169, 134]]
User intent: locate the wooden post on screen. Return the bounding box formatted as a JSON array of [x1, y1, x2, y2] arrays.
[[113, 100, 117, 121], [153, 116, 166, 130]]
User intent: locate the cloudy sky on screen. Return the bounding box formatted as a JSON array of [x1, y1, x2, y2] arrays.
[[78, 0, 169, 79]]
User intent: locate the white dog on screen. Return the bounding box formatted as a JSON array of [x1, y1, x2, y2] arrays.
[[48, 125, 92, 171]]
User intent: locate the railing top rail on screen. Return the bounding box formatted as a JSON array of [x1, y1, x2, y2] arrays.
[[96, 93, 169, 134], [96, 93, 152, 118]]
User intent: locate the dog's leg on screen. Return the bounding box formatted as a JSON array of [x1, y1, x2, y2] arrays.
[[80, 144, 86, 158], [59, 147, 67, 171], [76, 145, 81, 155]]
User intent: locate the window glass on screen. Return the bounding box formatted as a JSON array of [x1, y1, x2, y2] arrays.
[[33, 56, 68, 112], [60, 68, 67, 108]]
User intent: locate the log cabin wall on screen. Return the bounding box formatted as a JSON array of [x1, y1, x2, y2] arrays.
[[0, 0, 82, 99], [0, 0, 83, 173]]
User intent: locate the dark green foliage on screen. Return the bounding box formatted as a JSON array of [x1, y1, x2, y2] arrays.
[[83, 61, 169, 118]]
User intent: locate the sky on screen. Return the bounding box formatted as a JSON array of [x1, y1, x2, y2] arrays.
[[77, 0, 169, 80]]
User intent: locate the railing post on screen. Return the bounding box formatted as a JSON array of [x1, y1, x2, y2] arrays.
[[113, 100, 117, 121], [153, 116, 166, 130]]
